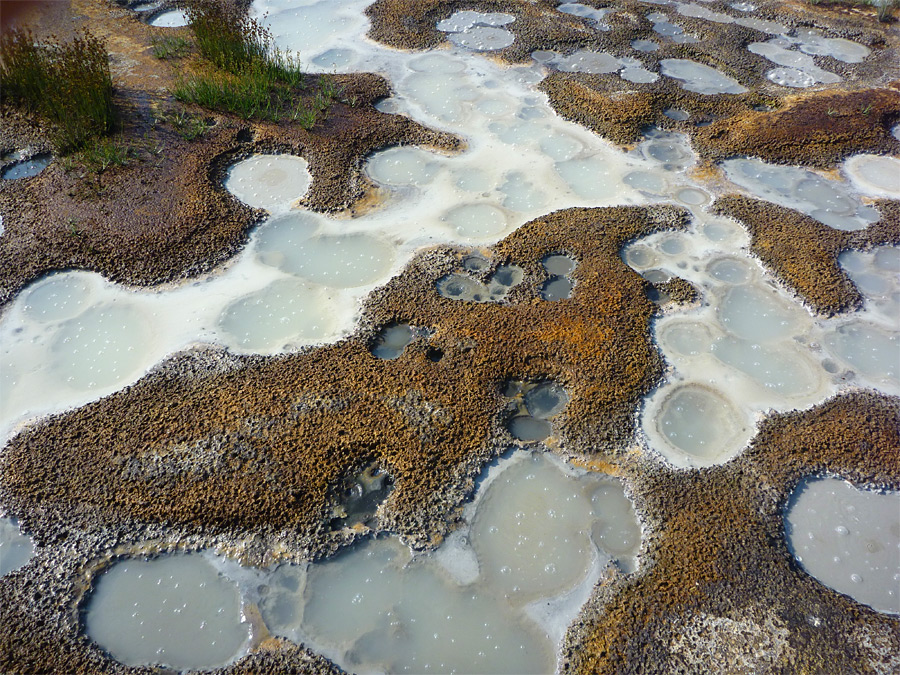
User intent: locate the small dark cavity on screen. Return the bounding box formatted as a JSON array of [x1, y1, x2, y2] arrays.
[[541, 276, 573, 301], [524, 381, 569, 419], [2, 153, 51, 180], [508, 416, 552, 442], [645, 286, 671, 303], [501, 380, 522, 397], [542, 254, 576, 276], [438, 264, 523, 303], [330, 463, 393, 529], [437, 274, 479, 299], [371, 324, 414, 360], [426, 346, 444, 362], [491, 264, 524, 288], [463, 254, 490, 272], [236, 128, 254, 143], [663, 108, 689, 121]]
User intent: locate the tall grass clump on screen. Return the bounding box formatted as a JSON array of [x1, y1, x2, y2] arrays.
[[0, 28, 114, 151], [175, 0, 331, 124], [870, 0, 898, 22], [186, 0, 269, 74]]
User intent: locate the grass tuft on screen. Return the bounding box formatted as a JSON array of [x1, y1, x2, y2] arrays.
[[173, 0, 336, 124], [0, 28, 115, 152], [150, 34, 191, 60]]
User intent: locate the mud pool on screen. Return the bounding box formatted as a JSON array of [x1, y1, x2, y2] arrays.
[[81, 451, 640, 673], [0, 0, 899, 673]]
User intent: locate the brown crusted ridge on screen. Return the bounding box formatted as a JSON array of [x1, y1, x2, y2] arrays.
[[713, 196, 900, 316], [0, 72, 459, 307], [366, 0, 607, 61], [563, 391, 900, 675], [366, 0, 900, 155], [538, 73, 782, 147], [694, 88, 900, 168], [0, 205, 688, 554], [0, 204, 688, 673]]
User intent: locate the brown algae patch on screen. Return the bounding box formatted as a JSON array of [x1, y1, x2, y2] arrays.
[[368, 0, 899, 161], [694, 87, 900, 168], [563, 392, 900, 675], [714, 195, 900, 315], [0, 204, 692, 671]]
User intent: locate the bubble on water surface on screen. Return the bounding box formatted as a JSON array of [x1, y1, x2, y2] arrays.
[[785, 478, 899, 614], [218, 278, 335, 352], [22, 274, 94, 323], [438, 11, 516, 51], [311, 48, 357, 69], [843, 154, 900, 199], [0, 517, 33, 577], [654, 384, 749, 463], [723, 158, 878, 231], [766, 67, 817, 88], [366, 146, 438, 187], [256, 214, 394, 288], [84, 554, 249, 670], [823, 321, 898, 384], [2, 153, 51, 180], [660, 59, 748, 95], [52, 303, 152, 390], [444, 203, 509, 239], [225, 154, 311, 211], [149, 9, 188, 26]]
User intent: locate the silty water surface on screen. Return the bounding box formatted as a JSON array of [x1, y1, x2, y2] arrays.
[[0, 0, 895, 654]]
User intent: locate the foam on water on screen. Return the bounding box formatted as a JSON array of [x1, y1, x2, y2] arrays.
[[84, 553, 250, 670], [535, 49, 659, 84], [784, 478, 900, 615], [149, 9, 188, 27], [659, 59, 748, 95], [0, 516, 34, 577], [842, 154, 900, 200], [437, 11, 516, 51], [224, 154, 312, 212], [749, 41, 840, 88], [722, 158, 880, 231], [258, 451, 641, 672], [558, 3, 613, 30]]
